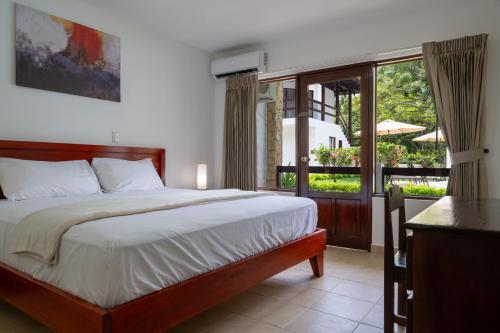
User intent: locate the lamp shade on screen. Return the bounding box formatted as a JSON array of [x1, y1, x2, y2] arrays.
[[197, 164, 207, 190]]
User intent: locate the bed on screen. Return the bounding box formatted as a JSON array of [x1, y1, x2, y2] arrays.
[[0, 140, 326, 333]]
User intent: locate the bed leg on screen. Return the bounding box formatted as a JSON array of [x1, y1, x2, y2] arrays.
[[309, 252, 324, 277]]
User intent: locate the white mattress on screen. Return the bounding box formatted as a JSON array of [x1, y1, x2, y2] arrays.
[[0, 189, 317, 308]]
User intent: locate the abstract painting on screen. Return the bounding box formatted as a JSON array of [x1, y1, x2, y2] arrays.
[[15, 4, 121, 102]]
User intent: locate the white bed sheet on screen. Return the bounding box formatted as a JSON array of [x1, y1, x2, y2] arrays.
[[0, 188, 317, 308]]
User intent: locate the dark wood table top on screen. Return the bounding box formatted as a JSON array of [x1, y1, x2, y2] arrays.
[[406, 196, 500, 234]]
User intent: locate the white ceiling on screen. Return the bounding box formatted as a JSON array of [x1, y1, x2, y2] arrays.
[[82, 0, 436, 53]]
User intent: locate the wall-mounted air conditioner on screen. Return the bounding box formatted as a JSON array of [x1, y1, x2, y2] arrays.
[[211, 51, 267, 79]]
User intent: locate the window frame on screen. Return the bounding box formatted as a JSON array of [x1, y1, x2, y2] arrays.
[[374, 54, 450, 198]]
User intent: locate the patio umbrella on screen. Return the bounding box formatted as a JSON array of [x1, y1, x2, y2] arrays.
[[412, 129, 444, 142], [354, 119, 425, 136]]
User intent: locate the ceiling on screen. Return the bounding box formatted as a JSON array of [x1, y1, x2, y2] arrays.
[[82, 0, 438, 53]]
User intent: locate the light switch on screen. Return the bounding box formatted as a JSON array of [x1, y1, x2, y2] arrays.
[[112, 131, 120, 143]]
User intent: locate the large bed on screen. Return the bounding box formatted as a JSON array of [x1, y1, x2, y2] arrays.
[[0, 140, 326, 333]]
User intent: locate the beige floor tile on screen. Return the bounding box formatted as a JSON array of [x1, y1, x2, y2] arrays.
[[362, 304, 383, 328], [347, 267, 384, 286], [332, 281, 384, 303], [291, 287, 328, 307], [223, 292, 285, 320], [285, 308, 358, 333], [261, 302, 308, 328], [273, 269, 345, 292], [311, 293, 374, 321], [207, 313, 287, 333], [250, 279, 307, 301], [307, 275, 345, 292], [324, 262, 360, 279], [354, 323, 383, 333], [272, 268, 315, 284]]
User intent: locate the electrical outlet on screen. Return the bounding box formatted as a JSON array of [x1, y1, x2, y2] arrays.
[[112, 131, 120, 143]]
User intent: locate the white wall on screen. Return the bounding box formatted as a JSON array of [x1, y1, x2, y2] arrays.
[[0, 0, 215, 189], [213, 0, 500, 247]]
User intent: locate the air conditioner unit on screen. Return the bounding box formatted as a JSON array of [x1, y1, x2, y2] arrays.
[[211, 51, 266, 79]]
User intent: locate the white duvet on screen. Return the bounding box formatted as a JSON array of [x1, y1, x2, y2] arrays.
[[0, 188, 317, 308]]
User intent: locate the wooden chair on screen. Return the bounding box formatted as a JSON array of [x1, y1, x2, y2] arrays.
[[384, 185, 412, 333]]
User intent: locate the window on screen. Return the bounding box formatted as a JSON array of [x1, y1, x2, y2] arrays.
[[256, 79, 297, 190], [329, 136, 336, 149], [375, 58, 449, 196]]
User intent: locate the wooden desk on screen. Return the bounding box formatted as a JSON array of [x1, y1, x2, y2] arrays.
[[405, 196, 500, 333]]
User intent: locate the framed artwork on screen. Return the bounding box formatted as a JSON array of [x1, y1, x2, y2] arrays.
[[15, 4, 121, 102]]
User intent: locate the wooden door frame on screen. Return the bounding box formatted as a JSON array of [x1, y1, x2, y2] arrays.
[[296, 63, 375, 250]]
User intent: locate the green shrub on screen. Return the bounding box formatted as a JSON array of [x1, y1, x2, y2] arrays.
[[310, 145, 359, 168], [309, 174, 335, 181], [384, 183, 445, 196], [377, 142, 407, 167], [400, 184, 446, 196], [403, 152, 437, 168], [309, 179, 360, 193]]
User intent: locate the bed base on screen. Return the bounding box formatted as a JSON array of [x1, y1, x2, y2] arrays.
[[0, 228, 326, 333]]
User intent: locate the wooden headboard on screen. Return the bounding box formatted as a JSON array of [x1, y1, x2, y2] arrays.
[[0, 140, 166, 198]]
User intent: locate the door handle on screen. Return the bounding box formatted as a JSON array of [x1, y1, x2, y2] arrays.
[[301, 156, 310, 163]]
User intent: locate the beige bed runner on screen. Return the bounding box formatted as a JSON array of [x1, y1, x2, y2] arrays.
[[11, 190, 275, 264]]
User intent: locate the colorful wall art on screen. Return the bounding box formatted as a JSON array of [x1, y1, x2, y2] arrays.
[[15, 4, 121, 102]]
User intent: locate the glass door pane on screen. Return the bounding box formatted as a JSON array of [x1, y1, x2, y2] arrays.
[[256, 79, 296, 190], [307, 77, 362, 193]]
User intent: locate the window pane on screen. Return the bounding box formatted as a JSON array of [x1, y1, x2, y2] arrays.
[[257, 80, 296, 190], [376, 59, 449, 196], [307, 77, 361, 193]]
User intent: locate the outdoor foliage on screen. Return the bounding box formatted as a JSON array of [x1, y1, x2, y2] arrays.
[[401, 184, 446, 196], [310, 178, 360, 193], [376, 142, 408, 167], [403, 152, 437, 168], [384, 183, 446, 196], [377, 60, 438, 154], [310, 144, 353, 167], [280, 172, 296, 189], [278, 173, 445, 196]]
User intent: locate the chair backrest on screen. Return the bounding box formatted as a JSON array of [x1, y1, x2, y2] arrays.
[[384, 185, 407, 261]]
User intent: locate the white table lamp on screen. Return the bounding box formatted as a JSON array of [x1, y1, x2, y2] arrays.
[[197, 164, 207, 190]]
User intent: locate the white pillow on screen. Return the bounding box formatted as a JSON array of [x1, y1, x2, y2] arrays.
[[92, 158, 164, 193], [0, 158, 102, 201]]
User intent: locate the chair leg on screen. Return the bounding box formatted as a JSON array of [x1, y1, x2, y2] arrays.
[[397, 281, 407, 317], [309, 252, 324, 277], [384, 278, 394, 333]]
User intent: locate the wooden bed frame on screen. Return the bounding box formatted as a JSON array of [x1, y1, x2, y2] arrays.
[[0, 140, 326, 333]]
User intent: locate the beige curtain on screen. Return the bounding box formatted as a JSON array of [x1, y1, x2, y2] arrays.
[[223, 75, 258, 190], [423, 34, 488, 198]]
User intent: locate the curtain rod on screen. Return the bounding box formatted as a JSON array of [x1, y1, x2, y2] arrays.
[[259, 46, 422, 80]]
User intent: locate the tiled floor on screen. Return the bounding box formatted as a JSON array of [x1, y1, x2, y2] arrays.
[[0, 247, 405, 333]]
